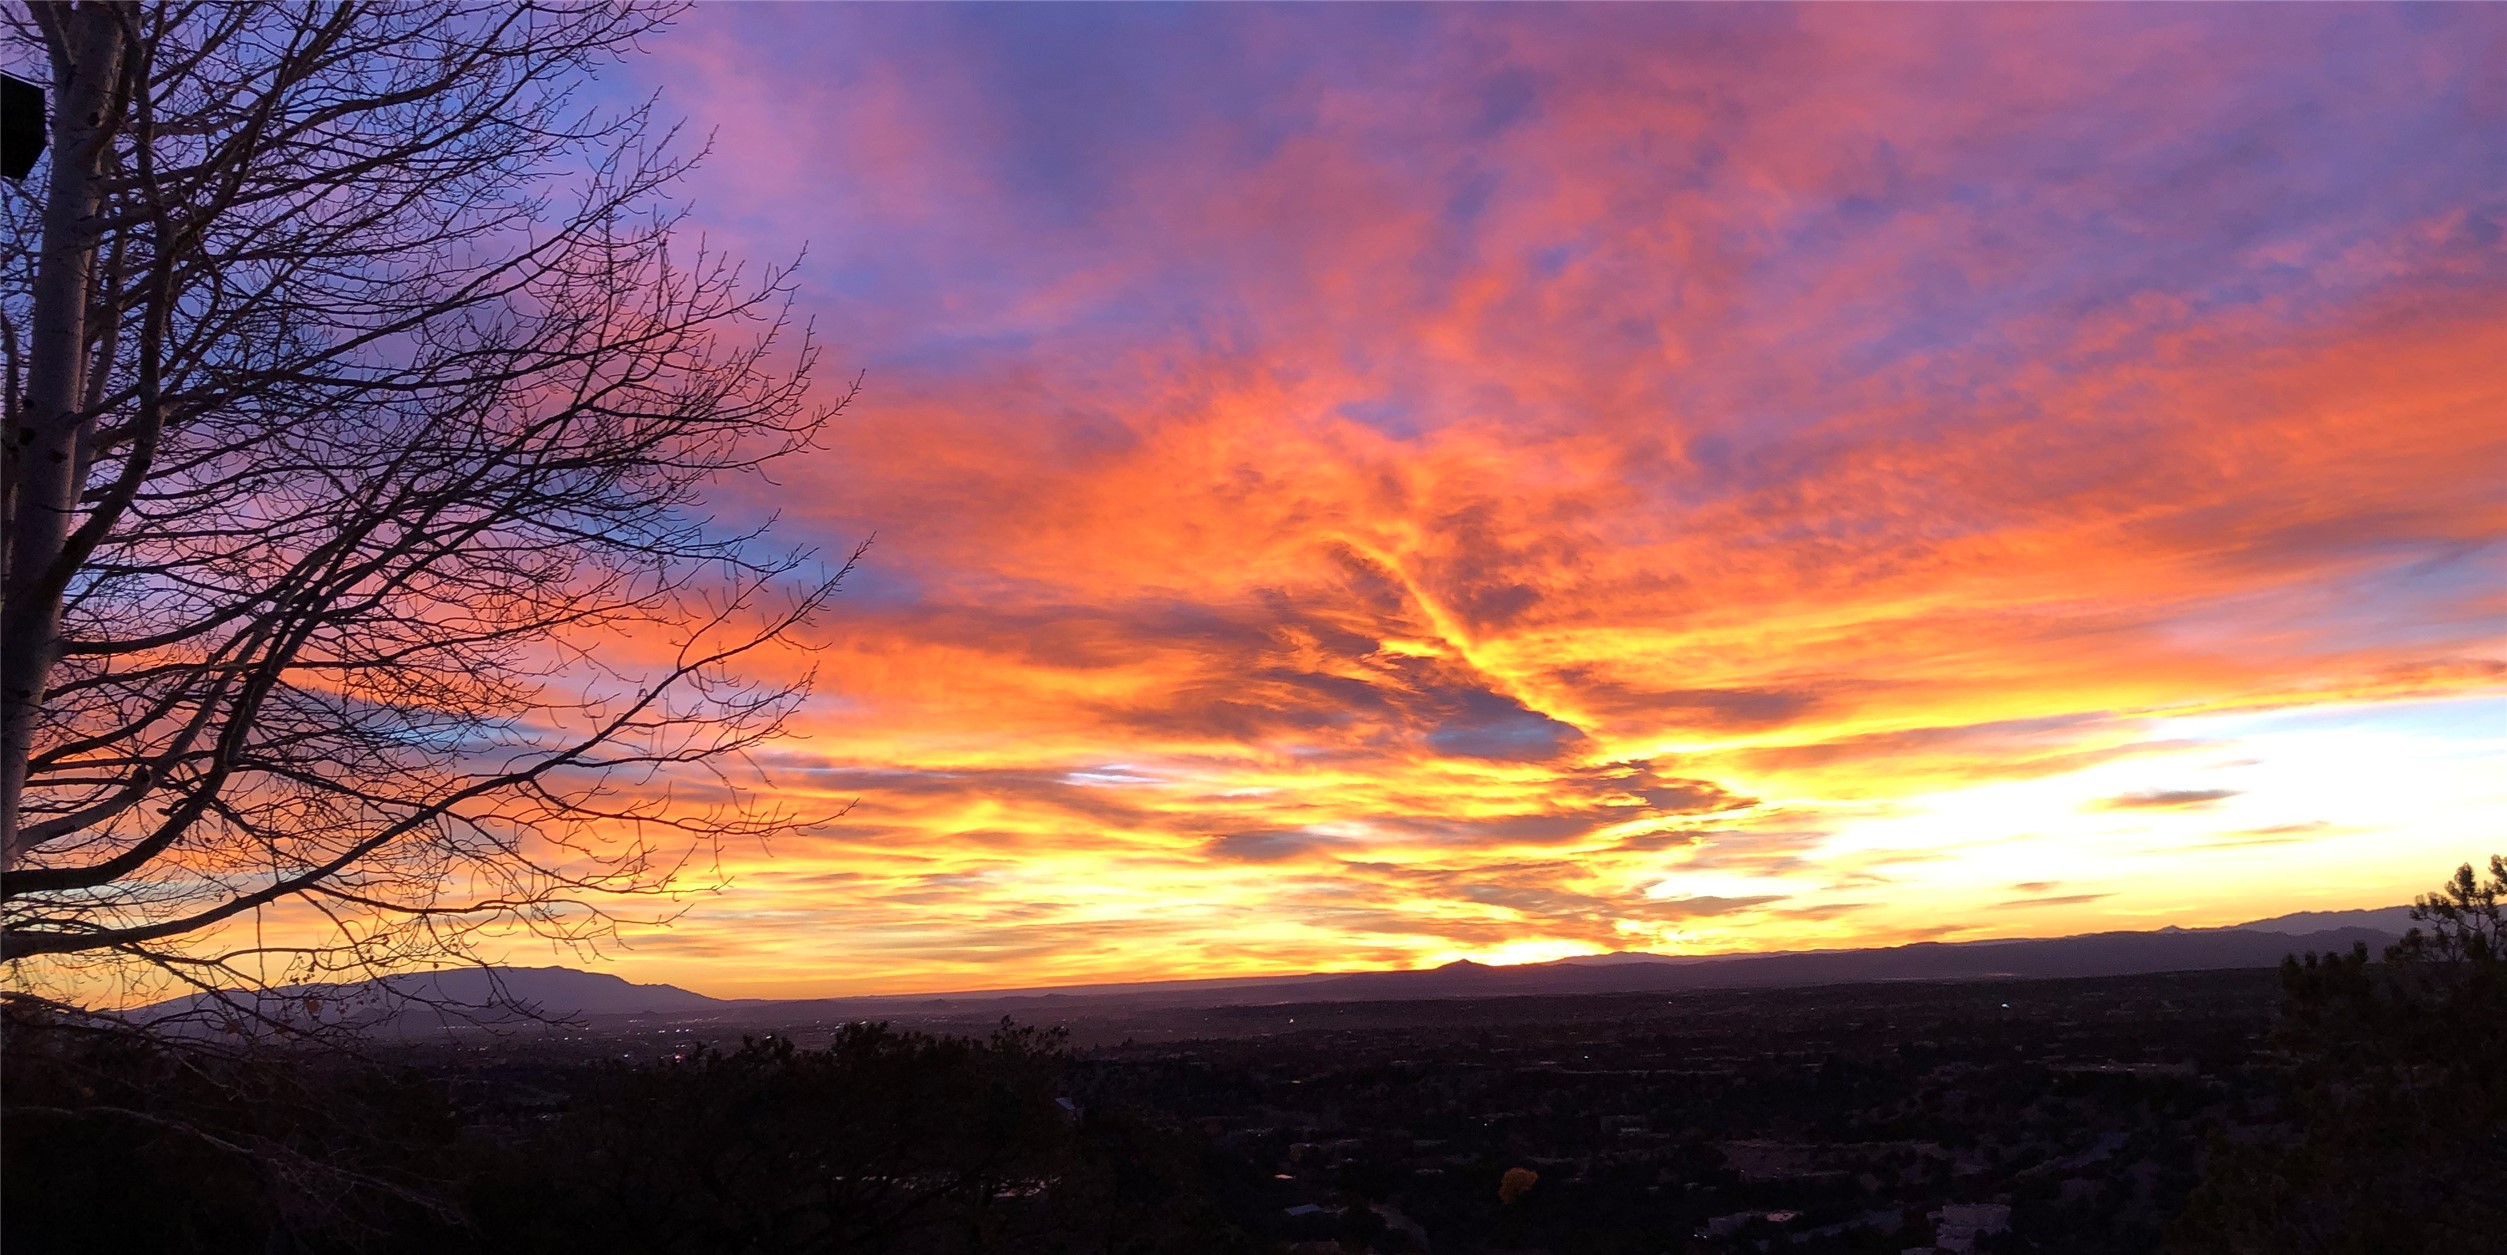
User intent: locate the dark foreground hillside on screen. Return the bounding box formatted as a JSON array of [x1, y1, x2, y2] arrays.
[[12, 953, 2500, 1255]]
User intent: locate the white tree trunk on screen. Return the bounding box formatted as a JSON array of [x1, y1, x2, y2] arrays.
[[2, 3, 127, 873]]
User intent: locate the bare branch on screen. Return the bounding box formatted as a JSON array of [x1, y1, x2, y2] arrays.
[[3, 1, 854, 1020]]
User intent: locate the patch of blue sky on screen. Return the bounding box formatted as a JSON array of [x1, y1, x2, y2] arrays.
[[826, 558, 926, 613], [2331, 541, 2507, 634], [2171, 692, 2506, 750], [1526, 241, 1587, 280], [926, 6, 1385, 231], [868, 320, 1052, 374], [2159, 539, 2507, 660], [1335, 397, 1430, 441], [1745, 78, 2492, 387]]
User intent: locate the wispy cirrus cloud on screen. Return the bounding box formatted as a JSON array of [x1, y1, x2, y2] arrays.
[[2096, 789, 2244, 811]]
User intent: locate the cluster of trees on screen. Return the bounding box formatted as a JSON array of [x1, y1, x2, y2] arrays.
[[2169, 855, 2507, 1253], [472, 1022, 1257, 1255], [5, 1013, 1259, 1253]]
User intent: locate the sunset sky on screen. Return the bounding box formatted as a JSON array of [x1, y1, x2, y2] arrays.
[[559, 4, 2501, 999]]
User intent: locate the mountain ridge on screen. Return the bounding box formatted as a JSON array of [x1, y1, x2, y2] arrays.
[[2234, 904, 2419, 935], [136, 911, 2415, 1030]]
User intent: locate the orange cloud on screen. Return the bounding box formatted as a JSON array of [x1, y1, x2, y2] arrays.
[[415, 5, 2507, 997]]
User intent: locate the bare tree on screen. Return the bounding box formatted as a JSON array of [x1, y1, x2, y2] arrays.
[[1, 1, 854, 1012]]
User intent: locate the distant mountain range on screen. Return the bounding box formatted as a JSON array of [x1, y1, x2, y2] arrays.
[[2235, 904, 2419, 935], [136, 966, 729, 1034], [135, 904, 2419, 1034]]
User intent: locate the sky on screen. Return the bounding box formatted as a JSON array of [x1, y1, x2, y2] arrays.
[[545, 3, 2503, 999]]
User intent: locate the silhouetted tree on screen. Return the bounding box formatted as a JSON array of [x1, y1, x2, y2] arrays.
[[2390, 854, 2504, 965], [5, 1007, 1260, 1255], [1, 1, 853, 1015], [2169, 856, 2507, 1253]]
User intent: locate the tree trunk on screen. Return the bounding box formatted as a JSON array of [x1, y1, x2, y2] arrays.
[[2, 3, 128, 873]]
